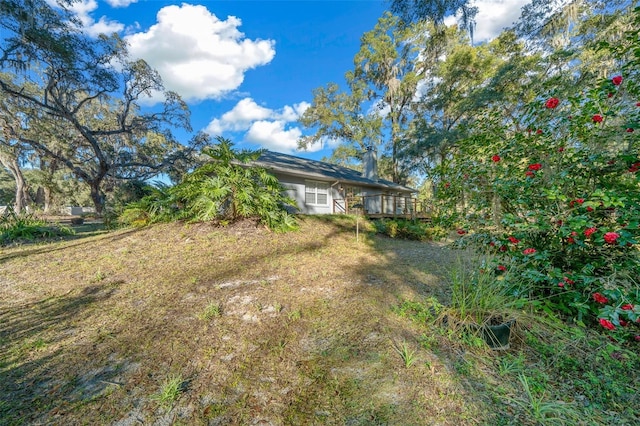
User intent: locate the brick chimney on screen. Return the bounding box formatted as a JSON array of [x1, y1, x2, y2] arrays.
[[362, 146, 378, 182]]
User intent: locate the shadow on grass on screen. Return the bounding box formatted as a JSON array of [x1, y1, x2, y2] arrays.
[[0, 227, 141, 263], [0, 215, 497, 424], [0, 283, 119, 424], [360, 227, 640, 425]]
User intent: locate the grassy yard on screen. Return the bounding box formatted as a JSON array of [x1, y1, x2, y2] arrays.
[[1, 216, 638, 425]]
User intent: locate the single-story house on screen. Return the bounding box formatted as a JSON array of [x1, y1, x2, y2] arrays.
[[252, 149, 428, 218]]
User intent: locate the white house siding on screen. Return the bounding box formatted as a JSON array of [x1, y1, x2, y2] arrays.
[[362, 188, 381, 214], [273, 173, 340, 214]]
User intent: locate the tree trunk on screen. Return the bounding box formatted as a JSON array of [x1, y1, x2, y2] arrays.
[[41, 156, 58, 214], [13, 164, 28, 214], [43, 186, 52, 213], [0, 154, 29, 214], [89, 180, 105, 216]]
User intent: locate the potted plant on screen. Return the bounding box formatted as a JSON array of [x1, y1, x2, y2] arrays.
[[440, 255, 519, 350]]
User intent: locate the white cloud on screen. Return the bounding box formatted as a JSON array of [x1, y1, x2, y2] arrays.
[[473, 0, 531, 42], [246, 121, 306, 153], [105, 0, 137, 7], [206, 98, 312, 153], [207, 98, 273, 134], [68, 0, 124, 37], [446, 0, 531, 42], [124, 4, 276, 103]]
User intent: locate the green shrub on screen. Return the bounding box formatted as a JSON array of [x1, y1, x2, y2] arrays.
[[119, 138, 298, 232], [440, 13, 640, 341], [373, 218, 443, 241], [118, 183, 179, 227], [1, 208, 74, 245]]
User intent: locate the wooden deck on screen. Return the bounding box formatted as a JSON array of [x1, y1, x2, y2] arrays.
[[333, 194, 431, 221], [366, 212, 432, 221]]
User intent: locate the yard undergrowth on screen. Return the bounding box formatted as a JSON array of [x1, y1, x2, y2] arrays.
[[1, 209, 75, 246], [0, 215, 637, 425]]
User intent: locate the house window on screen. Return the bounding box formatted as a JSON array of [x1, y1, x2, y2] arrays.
[[343, 186, 362, 197], [305, 180, 329, 205]]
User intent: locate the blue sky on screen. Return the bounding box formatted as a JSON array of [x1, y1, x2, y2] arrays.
[[67, 0, 530, 160]]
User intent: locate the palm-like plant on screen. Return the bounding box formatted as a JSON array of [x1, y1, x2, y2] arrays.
[[119, 182, 179, 227], [121, 137, 298, 232]]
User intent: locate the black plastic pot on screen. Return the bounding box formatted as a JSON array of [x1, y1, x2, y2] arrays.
[[481, 319, 515, 350]]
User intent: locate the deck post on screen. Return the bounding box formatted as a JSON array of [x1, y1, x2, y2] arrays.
[[393, 195, 397, 217]]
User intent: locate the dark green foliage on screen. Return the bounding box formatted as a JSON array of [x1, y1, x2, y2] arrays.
[[373, 218, 445, 241], [390, 0, 477, 40], [117, 183, 178, 227], [0, 207, 73, 245], [119, 138, 298, 232], [390, 0, 476, 26]]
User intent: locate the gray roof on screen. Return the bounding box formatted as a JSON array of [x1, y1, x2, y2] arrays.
[[253, 150, 415, 193]]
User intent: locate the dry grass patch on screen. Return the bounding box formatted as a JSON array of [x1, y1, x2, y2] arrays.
[[1, 216, 488, 424], [5, 215, 635, 425]]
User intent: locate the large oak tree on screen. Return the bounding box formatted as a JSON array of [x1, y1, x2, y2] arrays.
[[0, 0, 200, 214]]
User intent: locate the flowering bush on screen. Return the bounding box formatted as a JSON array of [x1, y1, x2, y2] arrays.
[[545, 97, 560, 109], [436, 17, 640, 341]]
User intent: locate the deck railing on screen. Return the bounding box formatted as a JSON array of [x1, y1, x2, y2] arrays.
[[333, 194, 431, 219]]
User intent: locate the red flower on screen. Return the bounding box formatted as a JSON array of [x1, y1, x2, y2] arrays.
[[545, 97, 560, 109], [525, 171, 535, 178], [558, 282, 564, 288], [584, 227, 597, 238], [612, 75, 623, 86], [586, 206, 594, 212], [619, 320, 628, 327], [508, 236, 520, 244], [608, 92, 613, 98], [536, 129, 543, 135], [497, 265, 507, 272], [637, 102, 640, 107], [499, 245, 507, 252], [592, 114, 604, 123], [444, 182, 450, 188], [558, 147, 565, 152], [492, 155, 501, 162], [523, 248, 536, 255], [621, 304, 634, 310], [563, 277, 575, 285], [489, 241, 496, 247], [635, 335, 640, 342], [567, 237, 575, 244], [604, 232, 620, 244], [627, 128, 634, 133], [593, 293, 609, 304], [599, 319, 615, 330], [528, 163, 542, 171], [457, 229, 466, 235]]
